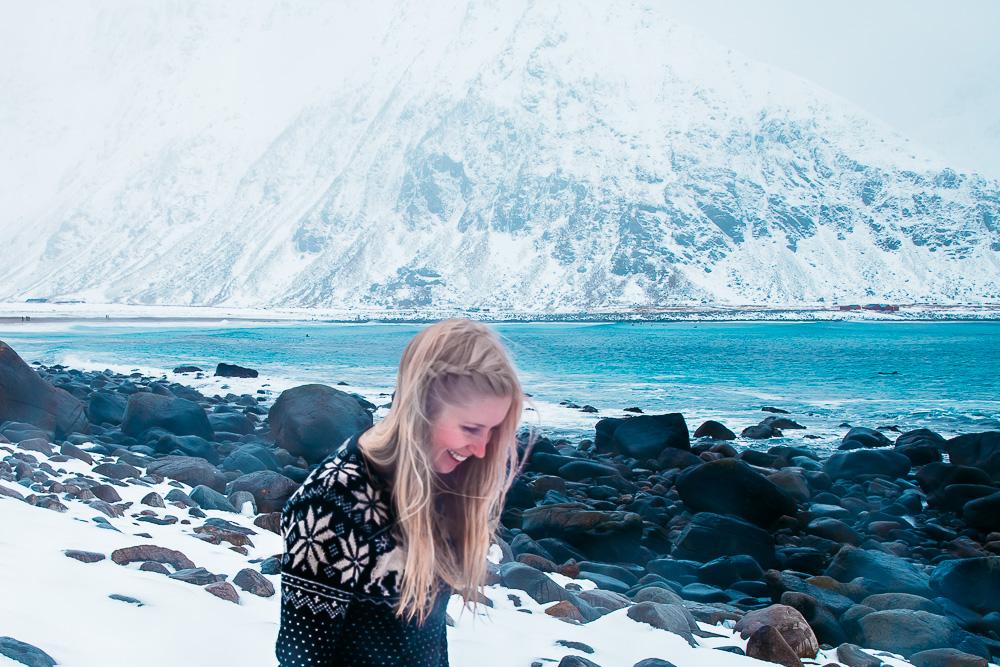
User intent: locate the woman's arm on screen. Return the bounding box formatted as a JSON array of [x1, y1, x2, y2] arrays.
[[275, 478, 367, 666]]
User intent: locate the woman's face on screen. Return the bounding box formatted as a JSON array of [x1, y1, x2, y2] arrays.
[[429, 393, 512, 474]]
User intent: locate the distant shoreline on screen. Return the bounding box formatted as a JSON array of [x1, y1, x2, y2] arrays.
[[1, 302, 999, 325]]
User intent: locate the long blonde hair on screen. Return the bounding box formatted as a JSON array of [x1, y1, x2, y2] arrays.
[[358, 318, 532, 623]]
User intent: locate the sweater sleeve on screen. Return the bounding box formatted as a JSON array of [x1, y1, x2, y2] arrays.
[[275, 464, 372, 666]]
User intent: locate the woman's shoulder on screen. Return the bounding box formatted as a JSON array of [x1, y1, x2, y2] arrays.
[[282, 431, 392, 531]]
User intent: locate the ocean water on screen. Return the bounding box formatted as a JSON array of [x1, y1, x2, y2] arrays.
[[1, 320, 997, 453]]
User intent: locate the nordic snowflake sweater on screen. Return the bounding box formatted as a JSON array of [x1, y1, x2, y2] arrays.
[[275, 431, 450, 666]]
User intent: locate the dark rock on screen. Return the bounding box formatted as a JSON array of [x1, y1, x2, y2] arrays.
[[742, 424, 780, 440], [558, 460, 622, 482], [761, 416, 805, 430], [173, 366, 203, 373], [929, 484, 998, 513], [190, 485, 238, 513], [917, 463, 994, 493], [946, 432, 1000, 480], [594, 413, 690, 459], [17, 437, 53, 456], [840, 427, 892, 450], [140, 492, 165, 508], [762, 407, 791, 414], [109, 593, 145, 606], [694, 420, 735, 440], [169, 567, 225, 585], [147, 456, 228, 492], [0, 341, 88, 439], [672, 512, 776, 568], [499, 562, 575, 604], [87, 391, 127, 426], [930, 557, 1000, 614], [745, 625, 802, 667], [962, 492, 1000, 532], [656, 448, 703, 469], [0, 636, 58, 667], [215, 363, 258, 378], [556, 657, 601, 667], [807, 518, 862, 545], [625, 602, 698, 646], [93, 461, 141, 480], [824, 450, 911, 481], [269, 384, 373, 464], [59, 442, 94, 464], [861, 593, 943, 614], [697, 555, 764, 588], [225, 470, 298, 514], [836, 643, 883, 667], [677, 459, 797, 527], [64, 549, 105, 563], [521, 504, 643, 563], [111, 544, 195, 570], [857, 610, 964, 658], [825, 546, 933, 597], [233, 568, 275, 597], [632, 660, 677, 667], [121, 392, 213, 440], [910, 648, 987, 667], [679, 582, 728, 603], [153, 434, 219, 464], [208, 412, 255, 435]]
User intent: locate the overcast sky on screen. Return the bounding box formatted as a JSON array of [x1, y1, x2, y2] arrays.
[[661, 0, 1000, 179]]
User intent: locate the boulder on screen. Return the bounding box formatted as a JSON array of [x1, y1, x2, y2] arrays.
[[917, 463, 994, 493], [153, 433, 219, 464], [0, 636, 57, 667], [626, 602, 698, 646], [207, 412, 255, 436], [745, 625, 802, 667], [269, 384, 373, 464], [121, 392, 213, 440], [225, 471, 298, 514], [945, 432, 1000, 480], [672, 512, 776, 568], [520, 504, 643, 563], [146, 455, 228, 492], [929, 557, 1000, 614], [676, 459, 797, 527], [835, 643, 883, 667], [962, 492, 1000, 531], [824, 450, 911, 481], [86, 390, 127, 426], [825, 546, 933, 598], [693, 420, 735, 440], [499, 562, 574, 604], [215, 363, 258, 378], [909, 648, 987, 667], [840, 427, 892, 450], [594, 413, 689, 459], [735, 604, 818, 658], [0, 341, 88, 438], [857, 610, 964, 658]]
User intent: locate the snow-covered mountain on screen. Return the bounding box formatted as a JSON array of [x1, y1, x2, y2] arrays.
[[1, 0, 997, 310]]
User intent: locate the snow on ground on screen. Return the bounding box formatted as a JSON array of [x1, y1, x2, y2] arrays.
[[0, 438, 950, 667]]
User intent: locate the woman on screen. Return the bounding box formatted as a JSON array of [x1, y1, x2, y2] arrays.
[[275, 318, 531, 666]]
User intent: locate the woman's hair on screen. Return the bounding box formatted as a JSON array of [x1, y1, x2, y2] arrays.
[[358, 318, 534, 623]]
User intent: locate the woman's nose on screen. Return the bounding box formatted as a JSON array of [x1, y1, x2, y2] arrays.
[[468, 435, 489, 458]]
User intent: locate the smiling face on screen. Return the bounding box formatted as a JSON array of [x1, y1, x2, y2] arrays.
[[428, 393, 512, 475]]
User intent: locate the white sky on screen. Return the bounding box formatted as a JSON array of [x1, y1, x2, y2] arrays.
[[661, 0, 1000, 179]]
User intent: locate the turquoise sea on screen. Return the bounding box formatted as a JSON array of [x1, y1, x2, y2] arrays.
[[1, 321, 997, 452]]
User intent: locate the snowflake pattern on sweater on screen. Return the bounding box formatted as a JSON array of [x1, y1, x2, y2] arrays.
[[276, 430, 449, 667]]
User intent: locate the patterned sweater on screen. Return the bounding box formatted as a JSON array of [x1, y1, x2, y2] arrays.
[[275, 431, 449, 666]]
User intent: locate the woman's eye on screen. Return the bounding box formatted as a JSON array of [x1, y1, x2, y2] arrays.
[[462, 426, 480, 434]]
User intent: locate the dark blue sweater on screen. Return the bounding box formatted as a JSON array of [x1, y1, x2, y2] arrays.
[[275, 432, 449, 666]]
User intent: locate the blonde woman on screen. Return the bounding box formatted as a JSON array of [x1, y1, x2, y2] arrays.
[[275, 318, 530, 666]]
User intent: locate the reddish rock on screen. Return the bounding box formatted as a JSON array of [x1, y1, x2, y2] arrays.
[[735, 604, 818, 658], [64, 549, 105, 563], [111, 545, 195, 570], [205, 581, 240, 604], [746, 625, 802, 667], [545, 600, 585, 623]]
